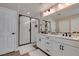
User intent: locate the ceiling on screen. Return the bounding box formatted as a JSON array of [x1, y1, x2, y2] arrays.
[[0, 3, 56, 19], [42, 3, 79, 20], [0, 3, 79, 20]]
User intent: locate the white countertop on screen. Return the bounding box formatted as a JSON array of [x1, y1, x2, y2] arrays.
[[40, 33, 79, 41]]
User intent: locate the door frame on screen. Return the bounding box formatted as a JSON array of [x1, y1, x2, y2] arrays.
[[18, 14, 40, 46]]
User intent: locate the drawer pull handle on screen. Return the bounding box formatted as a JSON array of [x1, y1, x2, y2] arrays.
[[46, 42, 50, 44], [59, 45, 62, 50], [46, 37, 49, 39], [39, 39, 41, 41], [62, 46, 64, 51]]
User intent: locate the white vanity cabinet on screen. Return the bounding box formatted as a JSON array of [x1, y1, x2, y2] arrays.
[[36, 34, 79, 56], [37, 35, 64, 56], [60, 43, 79, 56], [54, 37, 79, 56], [53, 41, 79, 56], [37, 35, 54, 55], [46, 37, 63, 56]]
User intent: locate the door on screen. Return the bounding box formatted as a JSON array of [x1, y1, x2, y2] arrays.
[[0, 7, 17, 55], [20, 16, 30, 45], [31, 19, 38, 43]]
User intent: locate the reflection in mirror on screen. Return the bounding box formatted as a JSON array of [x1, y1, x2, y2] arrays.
[[40, 20, 51, 34]]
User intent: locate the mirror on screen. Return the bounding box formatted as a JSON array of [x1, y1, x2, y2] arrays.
[[40, 20, 51, 34]]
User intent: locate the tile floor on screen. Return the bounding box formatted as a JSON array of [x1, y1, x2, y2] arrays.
[[18, 44, 47, 56], [2, 44, 47, 56], [29, 49, 47, 56]]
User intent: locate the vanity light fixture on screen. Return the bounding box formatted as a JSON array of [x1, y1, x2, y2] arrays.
[[48, 9, 50, 12], [43, 7, 56, 17], [27, 12, 30, 15]]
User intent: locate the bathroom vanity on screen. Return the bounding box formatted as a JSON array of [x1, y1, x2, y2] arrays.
[[36, 34, 79, 56]]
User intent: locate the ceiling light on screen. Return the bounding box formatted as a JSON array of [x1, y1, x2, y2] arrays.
[[58, 3, 75, 10]]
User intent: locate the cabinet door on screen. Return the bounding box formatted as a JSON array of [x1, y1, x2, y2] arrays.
[[45, 37, 53, 55], [62, 44, 79, 56], [37, 35, 46, 51], [53, 41, 63, 56]]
